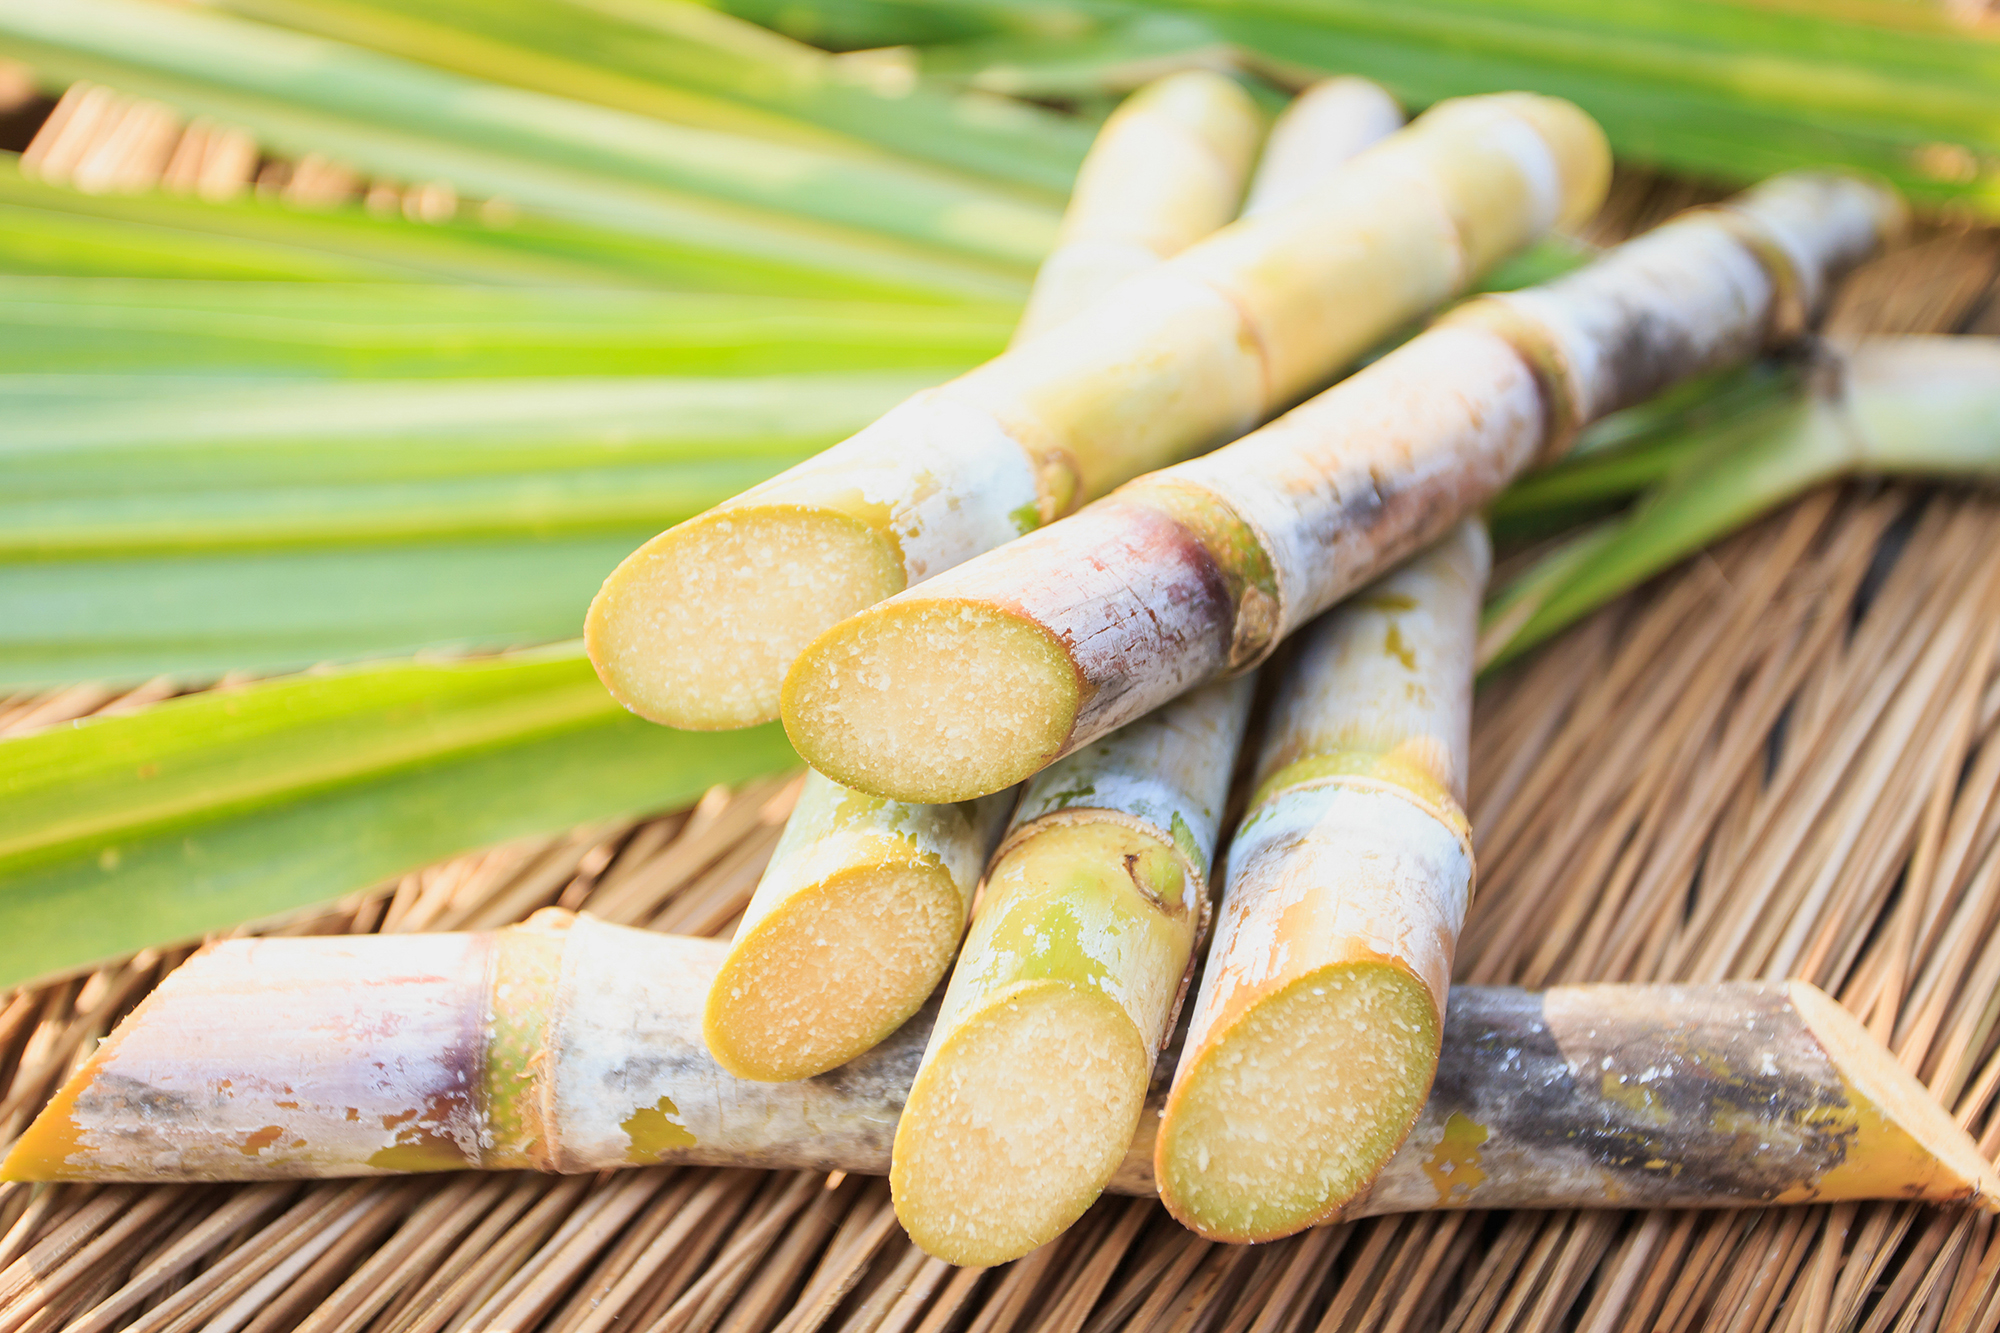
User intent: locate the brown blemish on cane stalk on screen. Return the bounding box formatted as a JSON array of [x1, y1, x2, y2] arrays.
[[239, 1125, 285, 1157], [1422, 1111, 1489, 1203], [368, 1091, 476, 1172], [1384, 624, 1416, 670], [622, 1096, 698, 1163]]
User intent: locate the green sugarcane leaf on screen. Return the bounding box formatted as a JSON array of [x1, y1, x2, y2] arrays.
[[899, 0, 2000, 214], [0, 646, 796, 986], [0, 370, 952, 684], [0, 0, 1058, 298], [1481, 339, 2000, 670], [202, 0, 1093, 196], [0, 534, 657, 688], [0, 277, 1015, 376], [0, 160, 936, 292]]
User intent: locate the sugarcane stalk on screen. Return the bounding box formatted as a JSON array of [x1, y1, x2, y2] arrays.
[[703, 784, 1012, 1082], [1154, 524, 1485, 1244], [891, 676, 1254, 1266], [10, 921, 1995, 1227], [587, 90, 1606, 730], [1011, 69, 1261, 342], [783, 171, 1905, 804], [1240, 78, 1404, 219], [702, 70, 1268, 1087]]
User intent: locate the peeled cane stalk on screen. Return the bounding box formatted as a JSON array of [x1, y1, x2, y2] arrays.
[[588, 91, 1607, 730], [9, 918, 1996, 1228], [702, 71, 1267, 1086], [784, 171, 1904, 803], [892, 676, 1254, 1265], [1156, 524, 1485, 1243], [1011, 69, 1262, 341], [703, 784, 1012, 1082]]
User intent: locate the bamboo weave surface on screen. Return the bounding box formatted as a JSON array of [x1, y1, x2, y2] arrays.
[[1, 188, 1999, 1333]]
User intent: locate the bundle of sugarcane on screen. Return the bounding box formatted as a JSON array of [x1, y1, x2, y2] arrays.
[[11, 30, 2000, 1310], [611, 93, 2000, 1265], [780, 171, 1904, 802], [699, 68, 1258, 1087], [701, 72, 1396, 1092], [585, 87, 1608, 730], [12, 913, 1998, 1238]]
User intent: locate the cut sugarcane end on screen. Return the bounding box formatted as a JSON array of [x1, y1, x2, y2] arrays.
[[703, 858, 965, 1083], [1158, 961, 1439, 1243], [893, 980, 1148, 1266], [784, 600, 1079, 803], [1, 1061, 95, 1181], [1783, 980, 2000, 1210], [587, 505, 904, 730]]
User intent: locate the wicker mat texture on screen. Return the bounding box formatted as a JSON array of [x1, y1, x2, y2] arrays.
[[0, 188, 1998, 1333]]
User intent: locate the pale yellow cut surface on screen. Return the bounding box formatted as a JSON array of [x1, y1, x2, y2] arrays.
[[783, 600, 1079, 802], [704, 860, 962, 1083], [587, 506, 902, 730], [893, 982, 1147, 1266], [1159, 962, 1438, 1242], [1787, 980, 2000, 1207]]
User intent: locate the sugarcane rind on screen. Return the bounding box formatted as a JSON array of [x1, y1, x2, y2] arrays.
[[1244, 751, 1470, 852], [1439, 295, 1580, 455]]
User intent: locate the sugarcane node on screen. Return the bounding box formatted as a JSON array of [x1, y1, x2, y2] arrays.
[[1718, 171, 1910, 333], [1034, 448, 1082, 524], [1437, 297, 1582, 457], [1115, 473, 1285, 669]]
